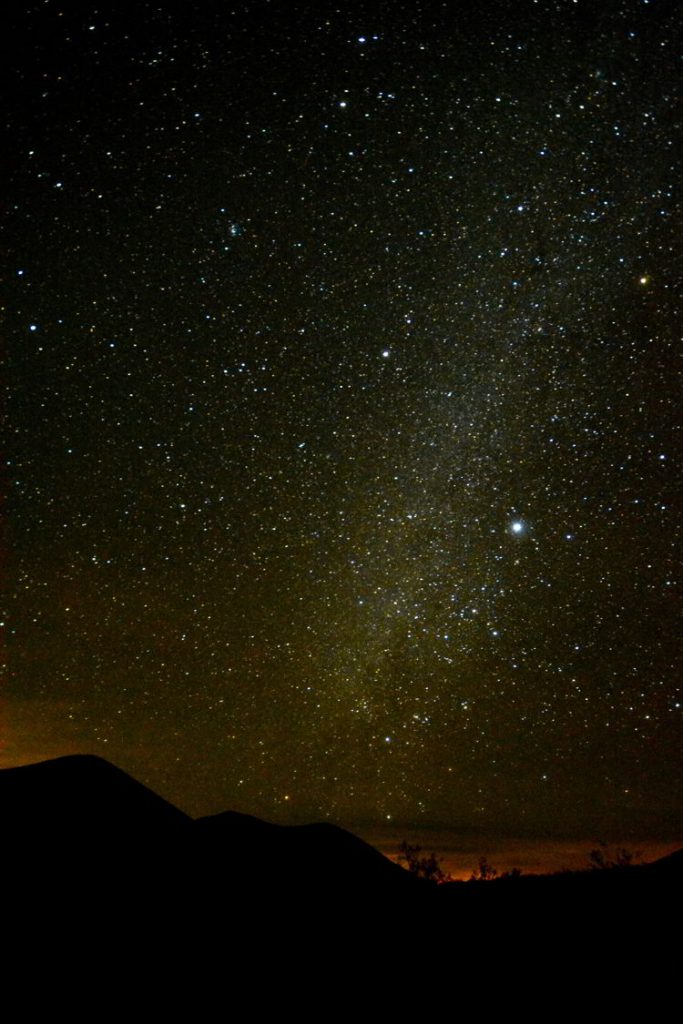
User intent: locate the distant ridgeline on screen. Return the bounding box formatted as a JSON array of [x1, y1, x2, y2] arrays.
[[2, 755, 679, 943]]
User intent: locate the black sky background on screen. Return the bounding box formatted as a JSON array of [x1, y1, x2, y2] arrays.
[[4, 0, 681, 838]]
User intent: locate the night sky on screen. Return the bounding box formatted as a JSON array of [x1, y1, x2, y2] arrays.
[[4, 0, 681, 840]]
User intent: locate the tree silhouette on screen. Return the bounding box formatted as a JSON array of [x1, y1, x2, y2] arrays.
[[588, 842, 642, 870], [469, 856, 498, 882], [397, 840, 452, 883]]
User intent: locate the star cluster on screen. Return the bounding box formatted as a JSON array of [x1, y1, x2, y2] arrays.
[[4, 0, 681, 835]]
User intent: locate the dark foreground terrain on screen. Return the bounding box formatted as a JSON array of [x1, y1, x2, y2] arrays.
[[3, 755, 680, 978]]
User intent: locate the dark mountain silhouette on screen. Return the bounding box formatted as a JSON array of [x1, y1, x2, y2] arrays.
[[195, 809, 413, 895], [1, 754, 410, 889], [0, 753, 191, 837], [1, 754, 419, 923], [642, 846, 683, 876], [2, 755, 679, 941]]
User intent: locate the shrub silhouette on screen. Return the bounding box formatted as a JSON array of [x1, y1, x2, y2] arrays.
[[469, 856, 498, 882], [397, 840, 452, 883], [469, 858, 522, 881], [588, 842, 642, 870]]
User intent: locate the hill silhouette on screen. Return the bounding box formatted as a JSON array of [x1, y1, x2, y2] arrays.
[[195, 808, 413, 897], [0, 754, 191, 836], [2, 755, 679, 948], [1, 755, 419, 922]]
